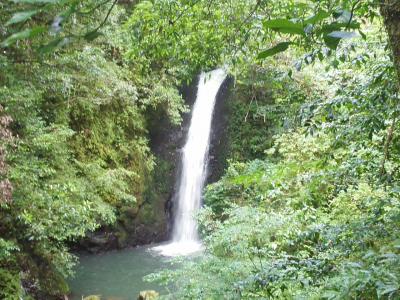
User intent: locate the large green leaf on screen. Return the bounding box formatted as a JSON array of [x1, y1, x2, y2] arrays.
[[327, 31, 359, 39], [38, 37, 69, 54], [323, 33, 340, 50], [6, 10, 39, 26], [321, 21, 360, 33], [0, 27, 46, 47], [257, 42, 291, 59], [333, 9, 352, 23], [84, 31, 103, 42], [323, 31, 358, 50], [11, 0, 61, 3], [305, 10, 330, 25], [263, 19, 305, 35]]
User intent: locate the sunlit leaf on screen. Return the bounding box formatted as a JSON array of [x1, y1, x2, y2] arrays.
[[263, 19, 305, 35], [323, 34, 340, 50], [305, 10, 330, 24], [328, 31, 359, 39], [257, 42, 291, 59], [5, 10, 39, 26], [84, 31, 103, 42], [0, 27, 46, 47]]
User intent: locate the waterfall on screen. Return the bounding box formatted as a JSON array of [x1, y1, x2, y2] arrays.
[[154, 68, 227, 256]]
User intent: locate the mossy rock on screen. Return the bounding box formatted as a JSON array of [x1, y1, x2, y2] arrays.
[[39, 267, 69, 296], [83, 295, 101, 300], [115, 225, 128, 248], [122, 206, 139, 218], [136, 203, 158, 225], [137, 290, 159, 300], [119, 211, 136, 232]]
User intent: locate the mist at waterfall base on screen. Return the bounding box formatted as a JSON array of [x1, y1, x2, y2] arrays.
[[154, 68, 227, 257]]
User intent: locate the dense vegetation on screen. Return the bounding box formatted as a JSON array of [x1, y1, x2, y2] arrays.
[[1, 0, 399, 299], [0, 3, 186, 298]]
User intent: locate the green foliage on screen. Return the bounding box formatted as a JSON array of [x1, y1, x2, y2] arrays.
[[0, 268, 22, 300], [257, 0, 380, 62], [0, 4, 187, 297], [1, 26, 46, 47], [125, 0, 264, 80], [258, 42, 292, 59], [0, 57, 116, 296], [226, 65, 311, 161], [0, 0, 123, 51]]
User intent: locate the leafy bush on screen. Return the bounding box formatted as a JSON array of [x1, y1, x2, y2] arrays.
[[0, 268, 22, 300]]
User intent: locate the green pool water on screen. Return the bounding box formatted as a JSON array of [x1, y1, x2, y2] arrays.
[[68, 245, 171, 300]]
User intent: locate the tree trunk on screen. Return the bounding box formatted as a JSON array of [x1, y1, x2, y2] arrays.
[[380, 1, 400, 82]]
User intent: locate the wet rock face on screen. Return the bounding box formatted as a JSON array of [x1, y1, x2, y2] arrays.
[[77, 231, 118, 253], [145, 81, 198, 241], [207, 77, 233, 184], [142, 76, 233, 241]]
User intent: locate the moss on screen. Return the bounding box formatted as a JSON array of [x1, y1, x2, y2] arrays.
[[0, 268, 22, 300], [38, 267, 69, 296], [136, 156, 175, 234], [225, 65, 309, 161], [115, 225, 129, 248], [69, 97, 154, 208], [136, 203, 157, 225], [380, 1, 400, 83]]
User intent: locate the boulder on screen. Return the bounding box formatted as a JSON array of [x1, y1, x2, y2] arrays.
[[83, 295, 101, 300], [137, 290, 159, 300]]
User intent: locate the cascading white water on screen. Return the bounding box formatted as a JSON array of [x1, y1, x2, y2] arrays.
[[154, 68, 227, 256]]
